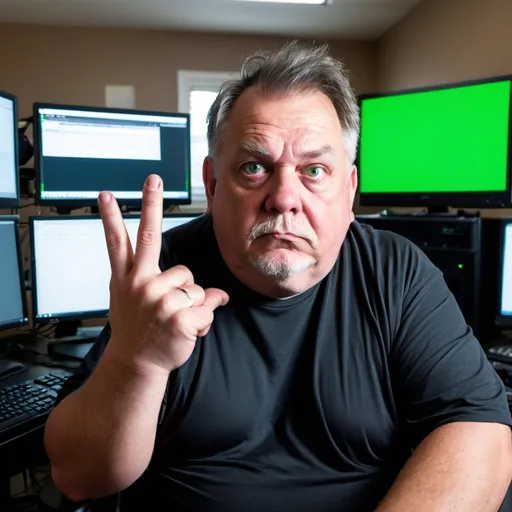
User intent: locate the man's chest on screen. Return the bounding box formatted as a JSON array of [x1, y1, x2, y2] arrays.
[[158, 300, 403, 470]]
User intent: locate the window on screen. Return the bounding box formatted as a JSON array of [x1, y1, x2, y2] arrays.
[[177, 70, 238, 207]]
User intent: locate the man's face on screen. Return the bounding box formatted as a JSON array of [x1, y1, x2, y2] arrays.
[[204, 87, 358, 298]]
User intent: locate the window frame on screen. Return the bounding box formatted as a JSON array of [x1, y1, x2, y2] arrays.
[[177, 70, 238, 211]]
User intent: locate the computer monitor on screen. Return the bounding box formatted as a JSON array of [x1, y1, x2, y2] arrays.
[[496, 218, 512, 329], [30, 214, 201, 324], [358, 75, 512, 211], [33, 103, 191, 209], [0, 91, 20, 208], [0, 216, 28, 330]]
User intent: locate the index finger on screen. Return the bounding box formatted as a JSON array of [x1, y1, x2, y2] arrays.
[[98, 191, 134, 280], [133, 174, 163, 277]]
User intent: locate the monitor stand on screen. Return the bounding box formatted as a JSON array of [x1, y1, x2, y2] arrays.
[[90, 205, 141, 215], [47, 322, 103, 361], [379, 206, 478, 218], [427, 205, 450, 215], [426, 206, 481, 218], [53, 320, 81, 339], [51, 324, 103, 343], [378, 207, 452, 217], [55, 206, 75, 215]]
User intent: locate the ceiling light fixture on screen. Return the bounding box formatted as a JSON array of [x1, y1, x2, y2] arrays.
[[232, 0, 331, 5]]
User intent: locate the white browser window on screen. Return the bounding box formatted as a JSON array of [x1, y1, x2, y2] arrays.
[[33, 216, 199, 318], [500, 223, 512, 315], [41, 121, 162, 161]]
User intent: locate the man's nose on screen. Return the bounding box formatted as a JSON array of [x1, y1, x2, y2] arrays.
[[263, 167, 303, 215]]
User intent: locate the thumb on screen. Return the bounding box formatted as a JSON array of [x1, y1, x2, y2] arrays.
[[202, 288, 229, 311]]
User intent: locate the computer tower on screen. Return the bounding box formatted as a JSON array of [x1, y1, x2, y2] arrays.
[[356, 215, 500, 342]]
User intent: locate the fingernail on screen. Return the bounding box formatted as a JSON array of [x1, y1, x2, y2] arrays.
[[98, 191, 111, 204], [146, 175, 161, 191]]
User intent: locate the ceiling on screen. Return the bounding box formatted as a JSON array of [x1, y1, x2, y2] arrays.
[[0, 0, 424, 40]]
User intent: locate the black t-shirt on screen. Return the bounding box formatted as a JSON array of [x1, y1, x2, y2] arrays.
[[56, 215, 512, 512]]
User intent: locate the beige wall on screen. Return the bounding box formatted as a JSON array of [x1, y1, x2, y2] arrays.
[[0, 23, 376, 119], [378, 0, 512, 92], [0, 23, 377, 226]]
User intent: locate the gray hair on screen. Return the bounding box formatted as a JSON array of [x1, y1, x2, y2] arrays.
[[206, 40, 360, 164]]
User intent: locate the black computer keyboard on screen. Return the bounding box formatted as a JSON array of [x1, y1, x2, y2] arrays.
[[0, 371, 72, 432]]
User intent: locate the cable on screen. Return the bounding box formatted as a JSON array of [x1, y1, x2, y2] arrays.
[[10, 466, 49, 497]]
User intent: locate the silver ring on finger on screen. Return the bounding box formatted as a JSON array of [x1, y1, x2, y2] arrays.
[[178, 287, 193, 307]]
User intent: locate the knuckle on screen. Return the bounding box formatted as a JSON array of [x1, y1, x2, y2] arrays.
[[171, 311, 189, 336], [173, 264, 194, 281], [106, 232, 123, 251], [138, 229, 158, 246], [126, 278, 138, 295], [143, 196, 159, 208], [155, 292, 183, 318], [155, 294, 170, 316], [139, 282, 155, 302], [192, 285, 205, 301]]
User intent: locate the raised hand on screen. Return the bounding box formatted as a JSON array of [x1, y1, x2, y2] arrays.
[[97, 174, 229, 374]]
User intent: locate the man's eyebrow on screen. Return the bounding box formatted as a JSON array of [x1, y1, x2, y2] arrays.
[[238, 142, 272, 159], [238, 142, 335, 161], [299, 144, 335, 160]]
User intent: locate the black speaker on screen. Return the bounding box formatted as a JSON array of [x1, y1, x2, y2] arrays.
[[18, 116, 34, 166], [356, 214, 500, 341]]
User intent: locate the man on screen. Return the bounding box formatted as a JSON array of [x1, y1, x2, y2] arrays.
[[45, 42, 512, 511]]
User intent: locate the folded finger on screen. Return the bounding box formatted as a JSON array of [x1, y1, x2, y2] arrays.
[[202, 288, 230, 311]]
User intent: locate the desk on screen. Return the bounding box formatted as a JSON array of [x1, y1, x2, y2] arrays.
[[0, 333, 94, 510], [0, 363, 63, 510]]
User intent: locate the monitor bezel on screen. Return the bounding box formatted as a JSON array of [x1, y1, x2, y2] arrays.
[[495, 217, 512, 329], [33, 102, 192, 209], [0, 90, 21, 208], [0, 215, 29, 330], [357, 74, 512, 210], [29, 212, 202, 324]]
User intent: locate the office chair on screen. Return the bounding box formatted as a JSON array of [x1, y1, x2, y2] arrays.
[[37, 475, 118, 512]]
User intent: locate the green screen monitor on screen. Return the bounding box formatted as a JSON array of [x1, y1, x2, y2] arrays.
[[358, 76, 512, 211]]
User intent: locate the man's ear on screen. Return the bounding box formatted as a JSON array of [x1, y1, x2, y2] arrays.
[[349, 165, 358, 222], [203, 156, 217, 214], [349, 165, 358, 205]]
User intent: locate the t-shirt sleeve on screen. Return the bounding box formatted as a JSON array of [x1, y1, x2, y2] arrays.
[[391, 243, 512, 447]]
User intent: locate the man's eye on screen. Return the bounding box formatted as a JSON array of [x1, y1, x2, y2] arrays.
[[241, 162, 266, 175], [302, 166, 325, 179]]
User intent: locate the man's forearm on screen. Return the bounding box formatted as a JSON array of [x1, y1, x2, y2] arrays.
[[44, 344, 169, 502], [376, 422, 512, 512]]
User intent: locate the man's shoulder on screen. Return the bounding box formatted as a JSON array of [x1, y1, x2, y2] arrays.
[[342, 220, 443, 342], [347, 219, 438, 289], [349, 218, 422, 258], [159, 213, 214, 271]]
